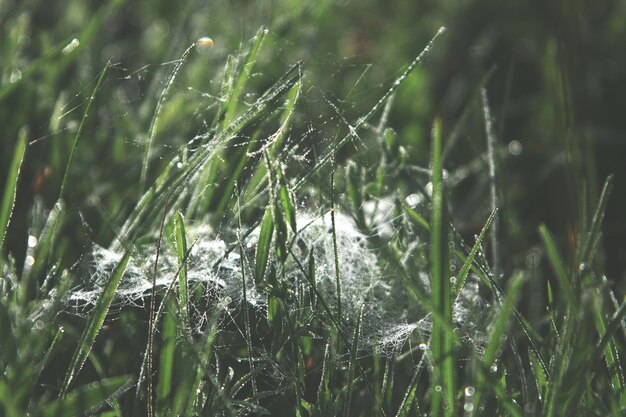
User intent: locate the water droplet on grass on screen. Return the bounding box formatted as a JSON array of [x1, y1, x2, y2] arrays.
[[508, 140, 522, 155], [10, 69, 22, 83], [62, 38, 80, 54]]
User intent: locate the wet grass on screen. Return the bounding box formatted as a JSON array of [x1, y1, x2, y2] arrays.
[[1, 1, 626, 416]]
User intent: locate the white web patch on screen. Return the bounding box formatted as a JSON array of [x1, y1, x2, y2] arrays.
[[67, 207, 489, 356]]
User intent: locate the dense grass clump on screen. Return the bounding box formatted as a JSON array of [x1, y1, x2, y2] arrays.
[[2, 1, 626, 416]]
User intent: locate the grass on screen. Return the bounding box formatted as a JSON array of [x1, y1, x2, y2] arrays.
[[1, 1, 626, 416]]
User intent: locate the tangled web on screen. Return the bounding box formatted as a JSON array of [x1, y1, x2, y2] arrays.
[[68, 206, 490, 356]]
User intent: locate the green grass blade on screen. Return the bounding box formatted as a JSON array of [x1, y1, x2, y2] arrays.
[[429, 118, 454, 417], [581, 175, 613, 264], [539, 224, 575, 305], [454, 209, 497, 295], [343, 304, 364, 417], [140, 43, 194, 189], [481, 88, 500, 280], [255, 207, 274, 284], [221, 26, 268, 129], [591, 292, 624, 392], [346, 161, 365, 225], [596, 296, 626, 366], [330, 169, 342, 320], [186, 320, 218, 416], [35, 376, 132, 417], [60, 251, 131, 396], [472, 274, 524, 414], [402, 203, 431, 232], [395, 360, 426, 417], [174, 211, 189, 327], [0, 127, 27, 252], [156, 299, 177, 413], [59, 60, 110, 201], [277, 162, 297, 233]]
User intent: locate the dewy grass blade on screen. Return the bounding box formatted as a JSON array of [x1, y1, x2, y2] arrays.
[[156, 300, 176, 413], [454, 209, 497, 296], [174, 211, 189, 327], [472, 274, 524, 415], [59, 60, 110, 201], [36, 375, 132, 417], [140, 43, 194, 190], [236, 192, 257, 397], [343, 304, 364, 417], [221, 26, 268, 130], [539, 225, 575, 305], [581, 175, 613, 264], [429, 118, 455, 417], [60, 250, 131, 397], [330, 169, 342, 320], [591, 292, 624, 392], [395, 357, 427, 417], [481, 88, 501, 281], [255, 208, 274, 284], [146, 208, 168, 417], [0, 127, 27, 253]]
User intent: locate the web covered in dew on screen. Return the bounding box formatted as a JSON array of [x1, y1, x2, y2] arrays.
[[68, 208, 490, 356], [62, 26, 492, 359]]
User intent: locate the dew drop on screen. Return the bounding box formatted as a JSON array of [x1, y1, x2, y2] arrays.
[[405, 193, 421, 207], [196, 36, 214, 52], [490, 364, 498, 373], [62, 38, 80, 54], [28, 235, 38, 248], [434, 385, 442, 392], [176, 161, 183, 169], [464, 403, 474, 412], [464, 386, 475, 397], [25, 255, 35, 266], [9, 69, 22, 83], [419, 342, 428, 351], [508, 140, 522, 156]]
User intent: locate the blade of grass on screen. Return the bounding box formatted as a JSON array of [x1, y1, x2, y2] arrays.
[[60, 250, 131, 396], [174, 211, 189, 327], [395, 356, 427, 417], [221, 26, 268, 129], [343, 304, 364, 417], [156, 300, 177, 413], [581, 175, 613, 264], [255, 207, 274, 284], [140, 43, 195, 189], [430, 118, 455, 417], [37, 376, 132, 417], [481, 88, 501, 281], [59, 60, 110, 201], [454, 209, 497, 296], [539, 225, 575, 305], [471, 273, 524, 415], [236, 190, 257, 397], [0, 127, 27, 257]]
